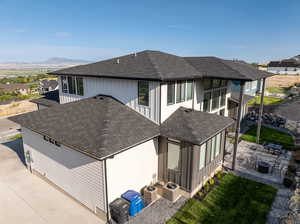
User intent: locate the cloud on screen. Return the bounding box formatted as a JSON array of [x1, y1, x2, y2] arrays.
[[12, 29, 26, 33], [167, 25, 191, 31], [55, 32, 71, 38]]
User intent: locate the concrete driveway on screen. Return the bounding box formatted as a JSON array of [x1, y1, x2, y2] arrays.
[[0, 139, 104, 224]]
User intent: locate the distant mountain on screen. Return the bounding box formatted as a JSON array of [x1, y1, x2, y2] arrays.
[[40, 57, 91, 64]]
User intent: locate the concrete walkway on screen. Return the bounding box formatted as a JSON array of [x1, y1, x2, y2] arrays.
[[0, 139, 104, 224]]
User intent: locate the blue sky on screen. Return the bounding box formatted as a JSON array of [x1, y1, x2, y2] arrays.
[[0, 0, 299, 62]]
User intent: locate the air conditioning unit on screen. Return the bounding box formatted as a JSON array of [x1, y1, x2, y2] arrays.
[[163, 182, 180, 202], [143, 186, 158, 205]]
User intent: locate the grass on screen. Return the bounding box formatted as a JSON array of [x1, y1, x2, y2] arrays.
[[266, 87, 290, 94], [240, 125, 294, 150], [8, 133, 22, 141], [167, 174, 277, 224], [248, 96, 284, 105]]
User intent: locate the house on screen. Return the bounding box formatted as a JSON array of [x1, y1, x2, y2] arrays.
[[30, 89, 60, 110], [0, 83, 30, 95], [268, 60, 300, 75], [39, 79, 59, 94], [9, 50, 271, 222]]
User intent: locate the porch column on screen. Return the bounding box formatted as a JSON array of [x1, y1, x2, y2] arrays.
[[256, 78, 266, 144], [232, 81, 245, 170]]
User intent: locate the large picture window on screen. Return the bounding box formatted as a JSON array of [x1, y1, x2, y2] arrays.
[[76, 77, 84, 96], [203, 92, 211, 112], [199, 143, 206, 170], [138, 81, 149, 106], [215, 133, 221, 157], [61, 76, 68, 93], [212, 90, 220, 110], [61, 76, 84, 96], [167, 82, 175, 105], [186, 81, 193, 100], [211, 136, 216, 162], [68, 76, 76, 94], [167, 142, 181, 171], [220, 89, 227, 107]]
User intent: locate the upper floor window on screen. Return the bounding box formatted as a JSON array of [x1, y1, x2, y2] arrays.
[[203, 92, 211, 112], [167, 80, 193, 105], [167, 82, 175, 105], [138, 81, 149, 106], [61, 76, 84, 96], [220, 89, 227, 107], [203, 79, 227, 112]]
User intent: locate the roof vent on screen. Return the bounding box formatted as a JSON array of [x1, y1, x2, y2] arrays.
[[116, 59, 120, 64], [134, 52, 137, 57]]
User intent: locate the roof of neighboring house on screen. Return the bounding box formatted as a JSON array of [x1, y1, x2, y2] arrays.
[[49, 50, 272, 81], [0, 83, 30, 92], [30, 90, 60, 107], [160, 107, 234, 145], [229, 93, 255, 104], [40, 79, 58, 89], [268, 61, 300, 68], [10, 95, 160, 160]]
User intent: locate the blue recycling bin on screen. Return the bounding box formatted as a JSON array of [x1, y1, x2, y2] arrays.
[[121, 190, 144, 216]]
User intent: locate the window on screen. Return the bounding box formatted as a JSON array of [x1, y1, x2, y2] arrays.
[[76, 77, 84, 96], [220, 80, 228, 87], [215, 133, 221, 157], [167, 82, 175, 105], [138, 81, 149, 106], [167, 142, 181, 170], [186, 81, 193, 100], [203, 79, 212, 90], [67, 76, 76, 94], [61, 76, 68, 93], [199, 143, 206, 170], [212, 79, 221, 88], [220, 89, 227, 107], [176, 81, 185, 103], [212, 90, 220, 110], [211, 136, 216, 162], [203, 92, 211, 112]]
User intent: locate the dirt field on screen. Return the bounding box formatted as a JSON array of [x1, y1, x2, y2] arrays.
[[266, 75, 300, 88], [0, 100, 37, 117]]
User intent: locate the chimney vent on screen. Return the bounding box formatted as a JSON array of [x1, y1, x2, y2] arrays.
[[116, 59, 120, 64], [134, 52, 137, 57]]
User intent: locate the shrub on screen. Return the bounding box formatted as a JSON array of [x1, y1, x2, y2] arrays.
[[209, 178, 215, 185]]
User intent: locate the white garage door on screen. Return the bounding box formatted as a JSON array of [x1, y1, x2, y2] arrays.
[[22, 128, 106, 213]]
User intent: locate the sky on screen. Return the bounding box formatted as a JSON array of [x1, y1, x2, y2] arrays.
[[0, 0, 299, 63]]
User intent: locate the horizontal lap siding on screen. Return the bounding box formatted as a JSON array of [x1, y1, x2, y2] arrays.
[[22, 127, 106, 212], [58, 76, 160, 123]]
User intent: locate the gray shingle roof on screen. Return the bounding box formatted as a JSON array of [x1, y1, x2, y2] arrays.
[[229, 92, 255, 104], [184, 57, 272, 81], [31, 90, 60, 107], [50, 50, 272, 81], [160, 107, 234, 145], [10, 95, 160, 160]]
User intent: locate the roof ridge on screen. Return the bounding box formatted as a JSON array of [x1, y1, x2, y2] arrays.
[[145, 51, 164, 80]]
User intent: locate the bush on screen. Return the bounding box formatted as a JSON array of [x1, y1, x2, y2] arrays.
[[209, 178, 215, 185]]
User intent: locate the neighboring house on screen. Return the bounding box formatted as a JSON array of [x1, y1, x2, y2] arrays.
[[268, 60, 300, 75], [0, 83, 30, 95], [39, 79, 59, 94], [10, 50, 270, 222], [230, 79, 262, 96]]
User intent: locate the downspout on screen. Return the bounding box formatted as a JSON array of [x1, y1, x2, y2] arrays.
[[104, 159, 111, 224], [256, 78, 266, 144], [232, 81, 245, 170]]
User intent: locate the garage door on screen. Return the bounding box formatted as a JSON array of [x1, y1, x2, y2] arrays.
[[22, 128, 106, 213]]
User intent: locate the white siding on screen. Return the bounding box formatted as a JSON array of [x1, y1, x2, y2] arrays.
[[58, 76, 160, 123], [106, 139, 158, 203], [22, 128, 106, 213]]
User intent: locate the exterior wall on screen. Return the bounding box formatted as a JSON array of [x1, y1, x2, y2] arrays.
[[58, 76, 160, 123], [106, 138, 158, 203], [22, 127, 106, 213], [268, 67, 300, 75], [190, 130, 225, 194]]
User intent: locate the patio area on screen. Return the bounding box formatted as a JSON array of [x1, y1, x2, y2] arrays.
[[224, 140, 294, 224]]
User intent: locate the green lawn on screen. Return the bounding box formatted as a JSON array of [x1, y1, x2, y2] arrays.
[[248, 96, 283, 105], [167, 174, 277, 224], [240, 125, 294, 150], [266, 87, 289, 94]]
